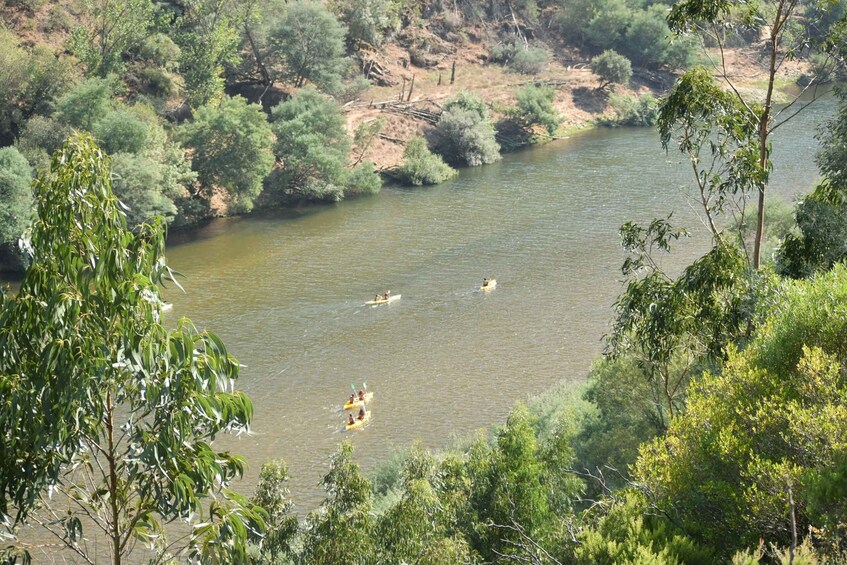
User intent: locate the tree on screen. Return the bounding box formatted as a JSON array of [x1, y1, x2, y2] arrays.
[[67, 0, 157, 77], [268, 88, 353, 202], [250, 459, 298, 563], [109, 152, 179, 227], [0, 133, 264, 564], [397, 136, 457, 186], [512, 84, 561, 136], [0, 147, 33, 247], [269, 1, 347, 91], [174, 0, 243, 107], [55, 77, 115, 131], [431, 92, 501, 167], [300, 442, 375, 564], [611, 218, 752, 422], [93, 109, 151, 155], [635, 263, 847, 558], [665, 0, 846, 269], [179, 95, 274, 213], [330, 0, 399, 47], [590, 50, 632, 90]]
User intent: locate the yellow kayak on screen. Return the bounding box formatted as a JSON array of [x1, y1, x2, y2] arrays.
[[481, 279, 497, 291], [343, 391, 374, 411], [346, 410, 370, 430], [365, 294, 401, 306]]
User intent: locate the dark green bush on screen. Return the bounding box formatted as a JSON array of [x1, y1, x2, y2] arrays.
[[397, 136, 457, 186]]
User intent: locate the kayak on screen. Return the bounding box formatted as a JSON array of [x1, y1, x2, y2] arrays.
[[343, 391, 374, 411], [346, 410, 370, 430], [365, 294, 401, 306], [481, 279, 497, 291]]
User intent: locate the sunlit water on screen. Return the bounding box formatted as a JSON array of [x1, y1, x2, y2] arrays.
[[158, 95, 834, 514], [2, 96, 830, 522]]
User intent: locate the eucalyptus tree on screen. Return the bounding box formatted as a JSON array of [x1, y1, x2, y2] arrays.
[[0, 134, 264, 565], [663, 0, 846, 268]]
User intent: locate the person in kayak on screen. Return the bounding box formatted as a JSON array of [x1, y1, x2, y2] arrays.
[[483, 277, 491, 287], [383, 290, 391, 299], [348, 393, 356, 405], [374, 294, 381, 302], [348, 413, 355, 426], [358, 390, 365, 401], [357, 407, 366, 420]]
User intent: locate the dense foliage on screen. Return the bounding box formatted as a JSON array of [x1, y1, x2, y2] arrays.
[[0, 134, 263, 564], [431, 91, 501, 167], [396, 135, 457, 186]]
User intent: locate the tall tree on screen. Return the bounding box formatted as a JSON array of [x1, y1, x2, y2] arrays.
[[179, 95, 274, 213], [0, 134, 264, 564], [664, 0, 845, 268], [0, 147, 33, 249], [268, 1, 347, 91]]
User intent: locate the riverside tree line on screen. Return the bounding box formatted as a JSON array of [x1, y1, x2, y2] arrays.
[[1, 0, 792, 272], [4, 0, 847, 563]]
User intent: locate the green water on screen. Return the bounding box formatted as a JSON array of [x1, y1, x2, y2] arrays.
[[159, 97, 833, 512]]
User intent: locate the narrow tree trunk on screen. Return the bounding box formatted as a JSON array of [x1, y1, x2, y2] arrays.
[[106, 392, 121, 565]]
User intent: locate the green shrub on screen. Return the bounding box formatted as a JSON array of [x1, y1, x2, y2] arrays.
[[590, 50, 632, 89], [0, 146, 33, 246], [110, 152, 178, 227], [345, 161, 382, 196], [138, 33, 181, 71], [513, 84, 561, 135], [509, 46, 548, 75], [55, 77, 115, 130], [600, 92, 658, 127], [15, 115, 69, 166], [432, 92, 501, 167], [94, 110, 150, 155], [397, 136, 457, 186]]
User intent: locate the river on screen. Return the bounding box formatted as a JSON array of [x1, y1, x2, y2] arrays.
[[132, 96, 836, 512]]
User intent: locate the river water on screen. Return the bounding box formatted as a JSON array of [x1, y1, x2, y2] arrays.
[[158, 98, 833, 512]]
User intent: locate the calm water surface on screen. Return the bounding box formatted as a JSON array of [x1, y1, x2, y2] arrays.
[[160, 98, 832, 512]]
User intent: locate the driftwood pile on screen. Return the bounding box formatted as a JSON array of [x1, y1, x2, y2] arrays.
[[344, 98, 444, 126]]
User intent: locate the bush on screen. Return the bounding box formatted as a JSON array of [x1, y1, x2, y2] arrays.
[[110, 152, 178, 227], [93, 109, 150, 155], [15, 115, 70, 167], [513, 84, 561, 135], [269, 88, 352, 202], [345, 161, 382, 196], [55, 77, 115, 130], [397, 136, 457, 186], [179, 95, 274, 213], [333, 0, 399, 47], [509, 46, 548, 75], [0, 146, 33, 246], [590, 50, 632, 89], [432, 93, 501, 167], [600, 93, 658, 127]]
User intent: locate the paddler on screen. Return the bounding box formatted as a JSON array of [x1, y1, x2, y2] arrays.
[[348, 393, 356, 405], [383, 290, 391, 300], [348, 413, 355, 426], [358, 390, 365, 401], [357, 407, 366, 420], [483, 277, 491, 287]]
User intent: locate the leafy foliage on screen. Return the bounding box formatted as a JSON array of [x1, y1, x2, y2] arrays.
[[510, 46, 549, 75], [179, 95, 274, 213], [600, 92, 658, 127], [512, 84, 561, 135], [397, 135, 457, 186], [269, 1, 348, 91], [109, 152, 179, 227], [590, 50, 632, 89], [67, 0, 157, 77], [55, 77, 115, 131], [93, 109, 151, 155], [0, 146, 33, 246], [431, 91, 501, 167], [251, 459, 298, 563], [331, 0, 399, 47], [0, 133, 264, 563], [636, 263, 847, 558]]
